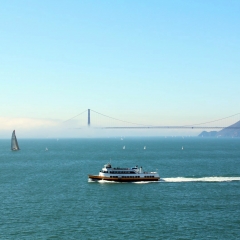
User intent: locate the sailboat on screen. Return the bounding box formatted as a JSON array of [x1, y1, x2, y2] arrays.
[[11, 130, 20, 151]]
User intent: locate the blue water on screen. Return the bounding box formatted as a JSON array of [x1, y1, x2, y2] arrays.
[[0, 137, 240, 239]]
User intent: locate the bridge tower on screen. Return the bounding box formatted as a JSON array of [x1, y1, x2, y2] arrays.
[[88, 109, 90, 126]]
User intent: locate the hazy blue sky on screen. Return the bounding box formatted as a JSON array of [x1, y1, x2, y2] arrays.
[[1, 0, 240, 137]]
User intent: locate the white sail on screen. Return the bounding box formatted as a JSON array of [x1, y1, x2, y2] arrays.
[[11, 130, 20, 151]]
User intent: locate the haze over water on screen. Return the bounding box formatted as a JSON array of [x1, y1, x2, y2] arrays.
[[1, 137, 239, 239]]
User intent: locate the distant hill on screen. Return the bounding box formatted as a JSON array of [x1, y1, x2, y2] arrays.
[[199, 120, 240, 137]]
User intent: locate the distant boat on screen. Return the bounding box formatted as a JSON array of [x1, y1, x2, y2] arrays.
[[11, 130, 20, 151], [123, 146, 125, 149], [144, 146, 146, 150], [45, 147, 48, 151]]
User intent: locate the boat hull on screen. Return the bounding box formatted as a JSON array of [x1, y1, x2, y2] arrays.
[[88, 175, 160, 182]]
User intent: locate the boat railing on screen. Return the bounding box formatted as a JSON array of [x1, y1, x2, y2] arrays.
[[112, 167, 130, 170]]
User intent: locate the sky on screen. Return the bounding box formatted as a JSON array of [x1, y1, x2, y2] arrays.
[[0, 0, 240, 138]]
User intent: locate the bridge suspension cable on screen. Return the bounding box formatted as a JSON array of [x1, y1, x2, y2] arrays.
[[182, 112, 240, 127], [98, 111, 240, 129], [90, 109, 155, 127], [62, 109, 88, 123]]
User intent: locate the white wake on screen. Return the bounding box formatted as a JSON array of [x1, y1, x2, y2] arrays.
[[88, 177, 240, 183], [161, 177, 240, 182]]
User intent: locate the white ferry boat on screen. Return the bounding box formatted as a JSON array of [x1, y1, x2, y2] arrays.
[[88, 163, 160, 182]]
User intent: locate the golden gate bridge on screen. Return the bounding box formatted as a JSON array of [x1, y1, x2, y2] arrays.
[[62, 109, 240, 130]]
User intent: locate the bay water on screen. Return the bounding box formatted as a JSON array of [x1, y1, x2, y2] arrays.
[[0, 137, 240, 239]]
